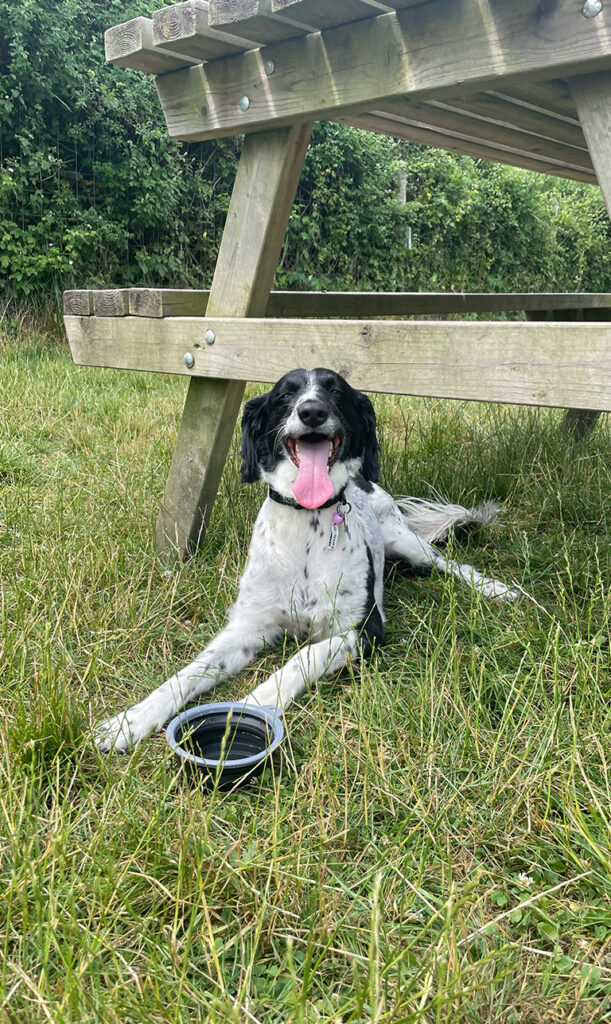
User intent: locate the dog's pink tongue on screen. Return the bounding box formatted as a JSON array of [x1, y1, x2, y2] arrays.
[[292, 439, 334, 509]]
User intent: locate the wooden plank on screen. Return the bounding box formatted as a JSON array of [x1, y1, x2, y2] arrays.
[[128, 288, 209, 317], [374, 96, 593, 171], [155, 1, 611, 142], [562, 408, 602, 438], [495, 79, 577, 121], [63, 290, 93, 316], [104, 17, 199, 74], [152, 1, 257, 61], [208, 0, 314, 44], [381, 0, 436, 8], [527, 308, 607, 435], [446, 88, 586, 153], [570, 71, 611, 218], [339, 110, 596, 183], [92, 290, 130, 317], [155, 123, 311, 560], [65, 315, 611, 411], [266, 292, 611, 316], [65, 289, 611, 318], [271, 0, 392, 31]]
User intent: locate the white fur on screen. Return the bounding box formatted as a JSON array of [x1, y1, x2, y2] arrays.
[[96, 480, 516, 752]]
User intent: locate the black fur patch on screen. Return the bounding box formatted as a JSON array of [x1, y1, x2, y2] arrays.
[[357, 545, 384, 656], [385, 559, 433, 580], [353, 475, 374, 494], [240, 368, 380, 484]]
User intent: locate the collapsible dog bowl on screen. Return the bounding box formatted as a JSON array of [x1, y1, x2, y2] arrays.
[[166, 702, 284, 789]]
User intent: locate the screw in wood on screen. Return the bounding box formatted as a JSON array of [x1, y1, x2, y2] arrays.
[[184, 352, 195, 368]]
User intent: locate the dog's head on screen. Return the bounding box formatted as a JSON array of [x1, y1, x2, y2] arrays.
[[240, 368, 379, 509]]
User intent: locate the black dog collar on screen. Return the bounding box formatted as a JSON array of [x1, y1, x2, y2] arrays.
[[268, 487, 346, 511]]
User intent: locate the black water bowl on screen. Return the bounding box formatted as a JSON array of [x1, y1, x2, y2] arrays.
[[166, 702, 284, 789]]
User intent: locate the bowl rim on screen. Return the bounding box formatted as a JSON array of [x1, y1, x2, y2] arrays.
[[166, 701, 284, 770]]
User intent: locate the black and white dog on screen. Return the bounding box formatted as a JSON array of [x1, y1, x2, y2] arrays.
[[97, 368, 516, 752]]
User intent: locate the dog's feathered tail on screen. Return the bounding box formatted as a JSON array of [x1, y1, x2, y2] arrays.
[[394, 494, 501, 544]]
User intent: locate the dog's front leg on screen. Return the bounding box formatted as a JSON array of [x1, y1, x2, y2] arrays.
[[239, 629, 361, 711], [96, 620, 281, 752]]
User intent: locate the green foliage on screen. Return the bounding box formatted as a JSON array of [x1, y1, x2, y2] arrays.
[[0, 0, 239, 297], [1, 2, 611, 302], [281, 127, 611, 293]]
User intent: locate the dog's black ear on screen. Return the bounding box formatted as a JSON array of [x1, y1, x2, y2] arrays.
[[240, 393, 270, 483], [356, 391, 380, 482]]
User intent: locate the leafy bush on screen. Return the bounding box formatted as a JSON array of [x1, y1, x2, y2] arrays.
[[0, 0, 239, 298], [1, 1, 611, 302]]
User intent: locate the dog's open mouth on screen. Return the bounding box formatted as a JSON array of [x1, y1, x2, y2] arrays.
[[285, 434, 341, 509], [285, 433, 340, 469]]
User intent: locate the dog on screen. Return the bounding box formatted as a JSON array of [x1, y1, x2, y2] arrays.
[[96, 367, 517, 752]]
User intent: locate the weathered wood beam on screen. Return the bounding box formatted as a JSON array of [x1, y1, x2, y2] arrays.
[[129, 288, 209, 317], [208, 0, 314, 44], [274, 0, 433, 18], [557, 75, 611, 435], [155, 0, 611, 142], [63, 290, 94, 316], [562, 408, 602, 438], [64, 316, 611, 411], [395, 97, 592, 168], [271, 0, 392, 31], [104, 17, 199, 74], [526, 308, 608, 437], [92, 290, 130, 317], [497, 79, 577, 121], [152, 1, 257, 61], [379, 0, 437, 8], [340, 110, 596, 183], [155, 123, 311, 560], [63, 290, 611, 318], [570, 71, 611, 217], [447, 89, 585, 153]]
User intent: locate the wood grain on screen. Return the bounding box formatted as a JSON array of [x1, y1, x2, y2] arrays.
[[63, 290, 611, 317], [155, 123, 311, 560], [104, 17, 198, 74], [271, 0, 390, 31], [152, 1, 257, 61], [92, 290, 130, 317], [208, 0, 312, 43], [570, 71, 611, 217], [65, 315, 611, 411], [155, 0, 611, 144]]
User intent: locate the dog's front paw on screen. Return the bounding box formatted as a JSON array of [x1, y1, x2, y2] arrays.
[[95, 711, 148, 753]]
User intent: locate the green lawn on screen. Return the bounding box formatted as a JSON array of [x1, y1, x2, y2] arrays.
[[0, 325, 609, 1023]]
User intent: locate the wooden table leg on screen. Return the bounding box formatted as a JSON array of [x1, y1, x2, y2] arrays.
[[564, 71, 611, 439], [155, 122, 312, 561], [526, 308, 606, 438]]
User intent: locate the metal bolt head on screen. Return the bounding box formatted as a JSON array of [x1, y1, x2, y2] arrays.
[[184, 352, 195, 368], [582, 0, 603, 16], [239, 95, 250, 111], [264, 59, 275, 76], [204, 329, 216, 346]]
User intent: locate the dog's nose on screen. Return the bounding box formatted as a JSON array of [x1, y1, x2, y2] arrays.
[[297, 400, 329, 429]]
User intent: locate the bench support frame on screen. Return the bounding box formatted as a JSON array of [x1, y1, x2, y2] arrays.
[[154, 122, 311, 560]]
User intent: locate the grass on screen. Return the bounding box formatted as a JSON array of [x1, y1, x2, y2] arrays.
[[0, 322, 609, 1024]]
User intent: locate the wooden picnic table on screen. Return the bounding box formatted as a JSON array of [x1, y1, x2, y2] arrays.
[[64, 0, 611, 561]]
